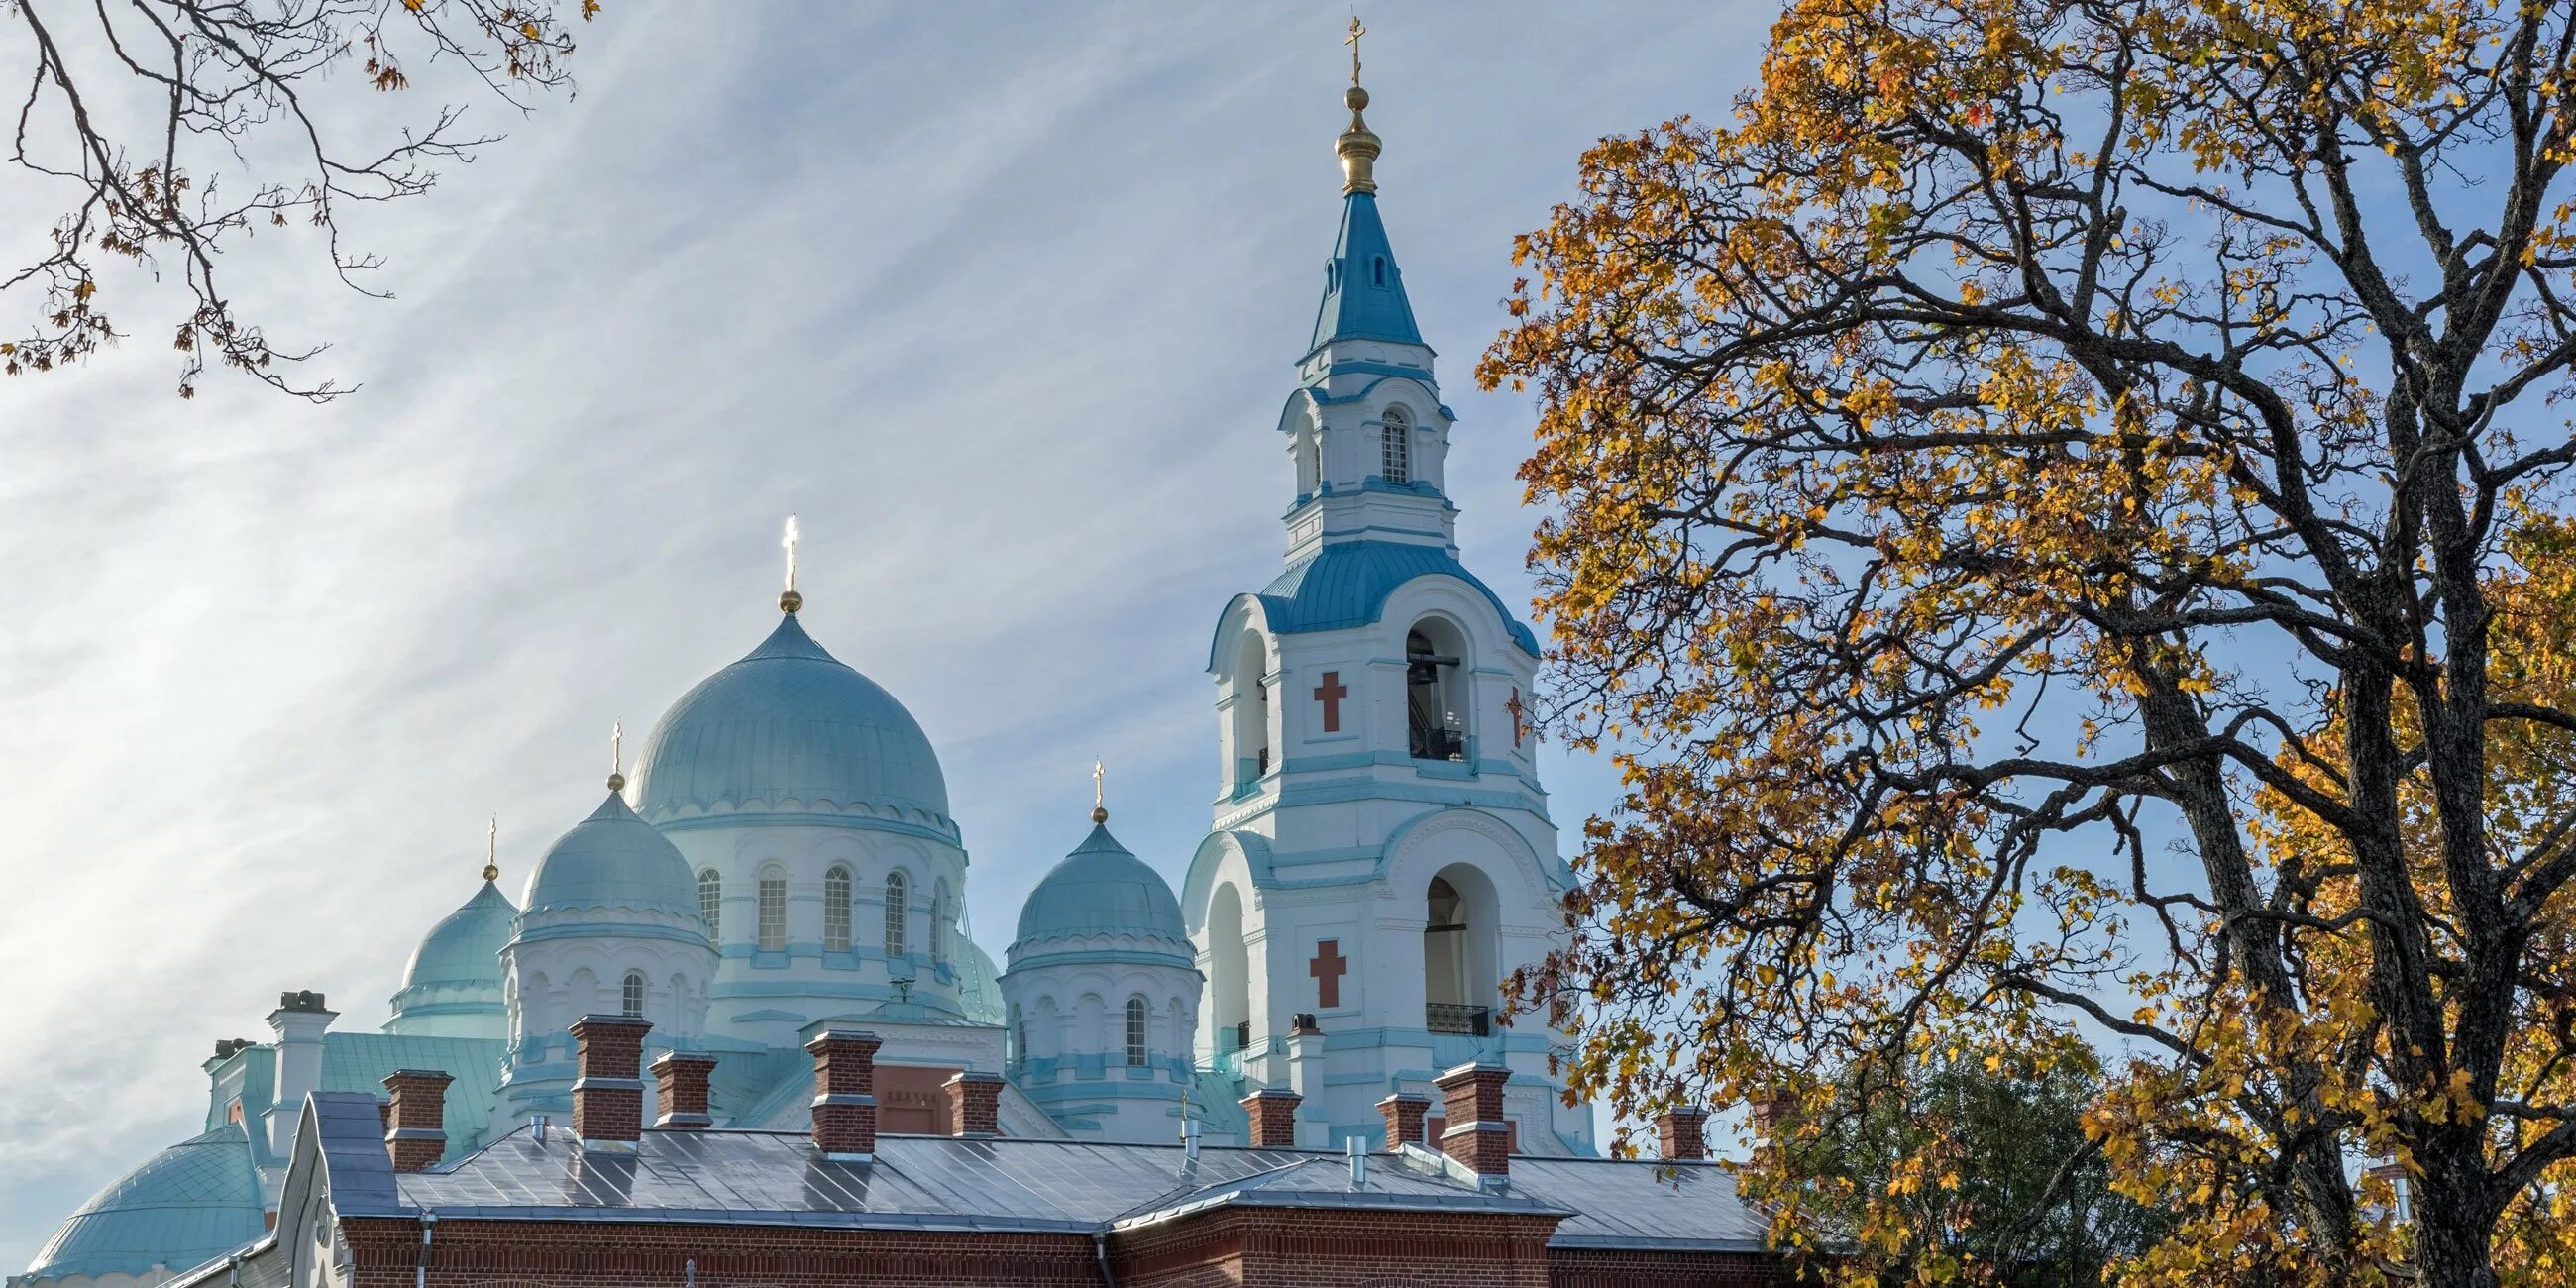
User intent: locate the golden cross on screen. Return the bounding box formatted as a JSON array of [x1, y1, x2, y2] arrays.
[[612, 719, 624, 777], [1344, 15, 1365, 86], [483, 815, 499, 883], [1092, 758, 1107, 810], [782, 513, 801, 594]]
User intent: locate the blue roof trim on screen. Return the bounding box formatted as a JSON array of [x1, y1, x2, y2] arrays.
[[1209, 541, 1540, 669], [1307, 192, 1424, 356]]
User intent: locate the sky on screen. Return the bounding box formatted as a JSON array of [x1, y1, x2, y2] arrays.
[[0, 1, 1773, 1262]]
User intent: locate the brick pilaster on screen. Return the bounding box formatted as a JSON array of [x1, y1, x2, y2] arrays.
[[652, 1050, 718, 1128], [380, 1069, 452, 1172], [569, 1015, 652, 1151], [806, 1029, 881, 1159], [1436, 1062, 1512, 1179], [1656, 1106, 1709, 1161], [1242, 1087, 1302, 1148], [944, 1070, 1004, 1137], [1378, 1090, 1430, 1151]]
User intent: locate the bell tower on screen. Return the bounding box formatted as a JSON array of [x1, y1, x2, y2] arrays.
[[1181, 40, 1592, 1157]]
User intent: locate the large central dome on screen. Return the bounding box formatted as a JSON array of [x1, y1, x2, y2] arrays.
[[634, 612, 951, 831]]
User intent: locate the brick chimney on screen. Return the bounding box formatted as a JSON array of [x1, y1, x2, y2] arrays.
[[1378, 1091, 1430, 1151], [1746, 1091, 1797, 1146], [652, 1050, 718, 1129], [1656, 1106, 1710, 1162], [1242, 1087, 1302, 1148], [381, 1070, 453, 1172], [1435, 1062, 1511, 1182], [569, 1015, 652, 1152], [944, 1070, 1004, 1137], [266, 991, 336, 1158], [806, 1030, 881, 1160]]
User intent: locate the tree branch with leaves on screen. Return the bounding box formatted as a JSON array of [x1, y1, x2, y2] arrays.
[[1482, 1, 2576, 1283], [4, 0, 596, 399]]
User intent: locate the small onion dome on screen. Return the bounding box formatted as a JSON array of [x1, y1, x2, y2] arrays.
[[22, 1125, 264, 1283], [634, 612, 950, 831], [1011, 823, 1190, 960], [400, 879, 517, 992], [521, 791, 701, 919]]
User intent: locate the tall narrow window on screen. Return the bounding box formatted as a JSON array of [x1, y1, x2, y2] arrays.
[[620, 971, 646, 1019], [1380, 408, 1411, 484], [1371, 256, 1387, 287], [757, 871, 787, 951], [1406, 621, 1468, 761], [1125, 996, 1150, 1067], [823, 865, 853, 952], [697, 869, 722, 938], [932, 882, 951, 964], [884, 871, 910, 958], [1010, 1005, 1025, 1073]]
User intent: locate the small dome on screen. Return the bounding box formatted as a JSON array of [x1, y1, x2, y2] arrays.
[[23, 1125, 263, 1283], [1013, 823, 1189, 950], [521, 791, 702, 918], [402, 880, 517, 990], [634, 613, 950, 829]]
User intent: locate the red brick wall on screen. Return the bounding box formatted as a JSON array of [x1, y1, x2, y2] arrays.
[[341, 1218, 1099, 1288], [1113, 1207, 1561, 1288], [1549, 1246, 1786, 1287]]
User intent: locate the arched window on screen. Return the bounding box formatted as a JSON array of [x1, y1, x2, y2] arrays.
[[1405, 618, 1470, 761], [1125, 996, 1150, 1067], [757, 870, 788, 951], [931, 881, 951, 964], [1371, 255, 1387, 287], [1423, 865, 1499, 1036], [884, 871, 910, 958], [823, 865, 853, 952], [1296, 429, 1321, 497], [1380, 407, 1411, 484], [697, 869, 721, 938], [620, 971, 646, 1019], [1233, 631, 1270, 792], [1010, 1004, 1025, 1073]]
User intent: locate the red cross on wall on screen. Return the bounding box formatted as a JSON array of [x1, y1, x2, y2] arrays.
[[1313, 672, 1349, 733], [1505, 688, 1529, 748], [1309, 939, 1348, 1009]]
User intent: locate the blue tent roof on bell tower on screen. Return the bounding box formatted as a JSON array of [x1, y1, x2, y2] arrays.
[[1308, 190, 1424, 356]]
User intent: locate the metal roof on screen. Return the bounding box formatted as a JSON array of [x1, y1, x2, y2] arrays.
[[20, 1126, 266, 1282], [305, 1092, 1764, 1251], [1247, 540, 1543, 658]]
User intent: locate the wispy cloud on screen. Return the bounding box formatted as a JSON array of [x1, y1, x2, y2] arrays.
[[0, 1, 1766, 1256]]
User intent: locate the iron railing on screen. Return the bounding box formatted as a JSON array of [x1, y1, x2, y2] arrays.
[[1426, 1003, 1490, 1036]]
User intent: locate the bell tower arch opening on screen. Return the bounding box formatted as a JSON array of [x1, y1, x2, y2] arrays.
[[1404, 616, 1471, 762], [1231, 630, 1272, 792], [1423, 863, 1499, 1037], [1208, 882, 1252, 1059]]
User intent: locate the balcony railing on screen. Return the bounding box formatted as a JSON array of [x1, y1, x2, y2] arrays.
[[1426, 1003, 1490, 1036], [1409, 728, 1467, 762]]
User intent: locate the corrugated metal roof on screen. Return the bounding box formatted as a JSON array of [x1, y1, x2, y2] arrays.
[[304, 1093, 1765, 1252], [1507, 1156, 1770, 1251], [1250, 541, 1543, 657], [21, 1126, 266, 1282]]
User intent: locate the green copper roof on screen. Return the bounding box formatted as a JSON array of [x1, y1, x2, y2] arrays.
[[1308, 191, 1423, 355], [521, 791, 702, 918], [22, 1126, 263, 1282], [400, 880, 516, 990], [1013, 823, 1189, 950], [635, 613, 951, 830]]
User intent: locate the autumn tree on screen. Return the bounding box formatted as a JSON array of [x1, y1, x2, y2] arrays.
[[1480, 1, 2576, 1284], [1779, 1040, 2173, 1284], [5, 0, 598, 399]]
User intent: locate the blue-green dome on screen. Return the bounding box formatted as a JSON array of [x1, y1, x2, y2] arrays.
[[402, 879, 516, 989], [23, 1125, 263, 1282], [521, 791, 700, 917], [1013, 822, 1190, 951], [634, 613, 950, 830]]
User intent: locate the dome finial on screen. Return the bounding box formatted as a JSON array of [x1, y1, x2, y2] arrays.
[[1091, 757, 1109, 824], [607, 719, 627, 793], [1337, 16, 1380, 194], [483, 815, 499, 883], [780, 513, 803, 613]]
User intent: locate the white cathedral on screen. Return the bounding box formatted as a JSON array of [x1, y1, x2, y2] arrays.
[[17, 69, 1596, 1288]]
